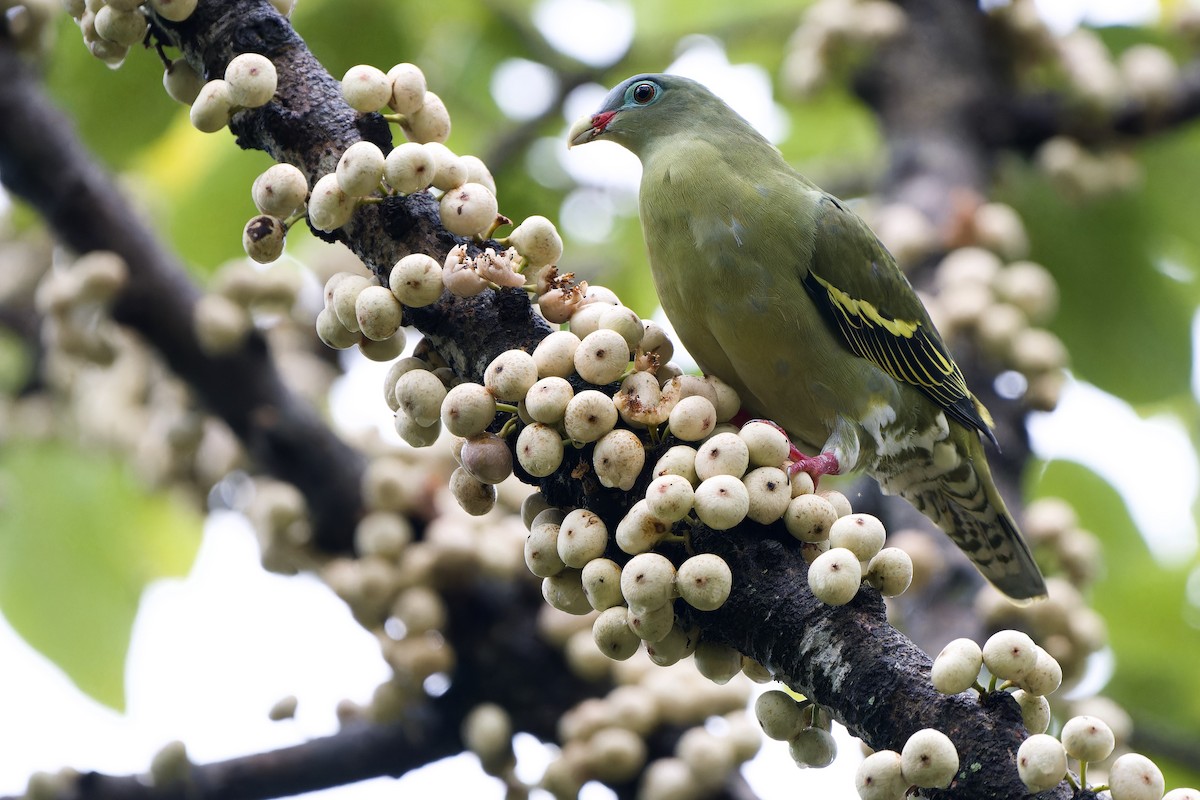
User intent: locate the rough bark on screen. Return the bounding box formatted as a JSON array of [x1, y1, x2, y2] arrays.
[[682, 526, 1073, 799]]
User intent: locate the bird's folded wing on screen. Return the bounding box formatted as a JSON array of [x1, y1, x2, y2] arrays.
[[800, 194, 995, 442]]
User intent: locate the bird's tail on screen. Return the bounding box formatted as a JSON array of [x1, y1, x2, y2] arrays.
[[878, 427, 1047, 602]]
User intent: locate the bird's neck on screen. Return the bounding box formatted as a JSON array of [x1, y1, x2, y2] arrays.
[[640, 118, 780, 174]]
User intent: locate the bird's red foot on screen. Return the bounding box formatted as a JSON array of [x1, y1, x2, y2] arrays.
[[787, 452, 840, 484], [745, 419, 841, 486]]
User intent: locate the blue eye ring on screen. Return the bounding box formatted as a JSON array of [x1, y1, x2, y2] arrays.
[[630, 81, 658, 105]]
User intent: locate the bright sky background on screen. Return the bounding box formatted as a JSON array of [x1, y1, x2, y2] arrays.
[[1, 1, 1194, 798]]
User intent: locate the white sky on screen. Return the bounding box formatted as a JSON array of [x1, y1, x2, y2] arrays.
[[1, 0, 1195, 798], [1033, 0, 1160, 33]]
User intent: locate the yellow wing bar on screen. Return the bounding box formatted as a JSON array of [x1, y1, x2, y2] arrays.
[[804, 270, 987, 434]]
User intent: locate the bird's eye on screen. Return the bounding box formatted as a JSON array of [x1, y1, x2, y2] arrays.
[[631, 82, 657, 104]]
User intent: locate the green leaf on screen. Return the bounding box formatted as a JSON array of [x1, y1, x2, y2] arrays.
[[1000, 161, 1195, 405], [631, 0, 812, 39], [44, 18, 180, 171], [779, 84, 881, 177], [136, 115, 271, 273], [0, 442, 202, 710], [1128, 125, 1200, 306], [0, 328, 33, 394]]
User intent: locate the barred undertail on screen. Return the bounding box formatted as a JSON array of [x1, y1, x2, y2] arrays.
[[877, 443, 1047, 602]]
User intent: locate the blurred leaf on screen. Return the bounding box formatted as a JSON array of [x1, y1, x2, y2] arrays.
[[577, 213, 659, 320], [1095, 22, 1186, 59], [298, 1, 426, 80], [1000, 155, 1195, 405], [1028, 459, 1200, 787], [779, 85, 881, 179], [39, 18, 262, 273], [299, 0, 507, 147], [631, 0, 806, 39], [1131, 125, 1200, 301], [44, 17, 179, 171], [0, 329, 32, 393], [134, 114, 270, 273], [0, 442, 202, 710]]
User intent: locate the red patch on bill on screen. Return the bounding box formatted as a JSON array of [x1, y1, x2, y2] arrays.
[[591, 110, 617, 132]]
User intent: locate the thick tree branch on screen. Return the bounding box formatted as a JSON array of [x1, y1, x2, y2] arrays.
[[147, 1, 553, 378], [676, 525, 1072, 800], [861, 0, 997, 226], [0, 38, 364, 553], [0, 10, 686, 800]]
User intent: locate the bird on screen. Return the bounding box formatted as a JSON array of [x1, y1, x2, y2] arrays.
[[567, 73, 1046, 602]]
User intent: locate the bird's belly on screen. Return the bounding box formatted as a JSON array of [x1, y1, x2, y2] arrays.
[[656, 261, 873, 456], [644, 196, 914, 468]]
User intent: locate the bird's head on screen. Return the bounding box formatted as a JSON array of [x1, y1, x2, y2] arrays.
[[567, 73, 704, 155]]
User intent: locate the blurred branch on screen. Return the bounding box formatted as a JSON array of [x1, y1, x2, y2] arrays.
[[482, 68, 594, 176], [0, 37, 365, 553], [476, 0, 604, 173], [859, 0, 997, 227], [28, 719, 459, 800], [1003, 60, 1200, 152], [0, 571, 761, 800], [868, 1, 1200, 213], [1130, 716, 1200, 781], [478, 3, 805, 177], [1, 576, 585, 800]]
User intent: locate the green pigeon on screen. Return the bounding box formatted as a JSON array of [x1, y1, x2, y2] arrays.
[[568, 73, 1046, 601]]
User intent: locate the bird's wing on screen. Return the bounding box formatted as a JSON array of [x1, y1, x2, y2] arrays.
[[800, 193, 996, 443]]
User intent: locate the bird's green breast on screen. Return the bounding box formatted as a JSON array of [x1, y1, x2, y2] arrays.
[[637, 135, 910, 459]]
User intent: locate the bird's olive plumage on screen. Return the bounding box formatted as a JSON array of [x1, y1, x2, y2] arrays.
[[569, 74, 1046, 601]]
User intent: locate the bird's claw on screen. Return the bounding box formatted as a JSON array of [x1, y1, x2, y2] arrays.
[[786, 452, 840, 485], [745, 418, 840, 486]]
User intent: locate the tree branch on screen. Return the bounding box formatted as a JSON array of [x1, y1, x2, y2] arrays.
[[0, 37, 364, 554], [0, 569, 762, 800], [860, 0, 997, 226], [45, 719, 458, 800], [678, 525, 1071, 800], [147, 0, 553, 379], [5, 577, 583, 800], [1002, 61, 1200, 153]]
